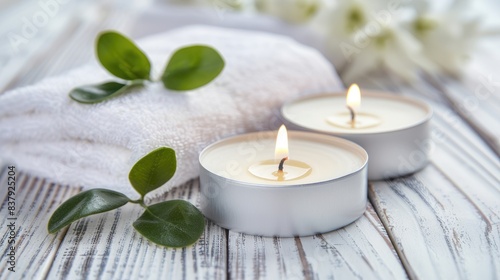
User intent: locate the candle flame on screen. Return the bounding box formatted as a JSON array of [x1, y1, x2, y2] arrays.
[[346, 83, 361, 109], [275, 125, 289, 160]]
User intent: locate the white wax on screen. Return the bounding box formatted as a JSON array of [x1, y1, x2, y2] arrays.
[[282, 93, 430, 134], [199, 131, 367, 186]]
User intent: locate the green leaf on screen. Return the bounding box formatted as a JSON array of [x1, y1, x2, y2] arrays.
[[133, 200, 205, 247], [129, 147, 176, 197], [69, 81, 142, 103], [97, 31, 151, 80], [48, 189, 130, 233], [161, 45, 225, 91]]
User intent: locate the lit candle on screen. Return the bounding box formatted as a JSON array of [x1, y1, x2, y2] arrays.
[[327, 84, 381, 129], [281, 86, 432, 180], [199, 127, 368, 236], [248, 125, 311, 181]]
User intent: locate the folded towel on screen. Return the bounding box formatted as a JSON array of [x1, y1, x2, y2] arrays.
[[0, 25, 341, 199]]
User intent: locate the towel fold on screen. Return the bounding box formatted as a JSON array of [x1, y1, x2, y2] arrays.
[[0, 25, 341, 198]]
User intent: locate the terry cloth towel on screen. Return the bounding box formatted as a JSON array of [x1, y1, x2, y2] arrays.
[[0, 25, 342, 199]]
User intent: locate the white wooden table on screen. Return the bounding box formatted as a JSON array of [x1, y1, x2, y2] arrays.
[[1, 1, 499, 279]]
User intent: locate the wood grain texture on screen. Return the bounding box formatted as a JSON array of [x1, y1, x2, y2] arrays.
[[228, 203, 408, 280], [46, 179, 227, 280], [370, 165, 500, 279], [360, 77, 500, 279], [0, 170, 81, 280], [424, 65, 500, 156]]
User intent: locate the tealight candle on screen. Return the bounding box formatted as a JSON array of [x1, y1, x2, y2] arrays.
[[281, 85, 432, 180], [247, 125, 312, 181], [199, 126, 368, 237]]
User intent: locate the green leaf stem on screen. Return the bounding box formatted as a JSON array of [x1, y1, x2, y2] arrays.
[[48, 147, 205, 248], [70, 31, 225, 103]]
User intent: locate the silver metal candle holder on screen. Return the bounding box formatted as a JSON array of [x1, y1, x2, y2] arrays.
[[199, 131, 368, 237], [281, 91, 433, 180]]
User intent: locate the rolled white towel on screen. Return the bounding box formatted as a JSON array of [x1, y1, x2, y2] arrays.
[[0, 25, 341, 199]]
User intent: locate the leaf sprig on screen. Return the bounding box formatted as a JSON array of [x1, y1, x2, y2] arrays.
[[52, 31, 221, 246], [70, 31, 225, 103], [48, 147, 205, 248]]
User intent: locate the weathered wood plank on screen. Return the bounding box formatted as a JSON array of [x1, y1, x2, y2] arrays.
[[0, 169, 81, 280], [370, 165, 500, 280], [46, 179, 227, 280], [424, 69, 500, 157], [367, 100, 500, 279], [357, 52, 500, 279], [228, 203, 408, 280]]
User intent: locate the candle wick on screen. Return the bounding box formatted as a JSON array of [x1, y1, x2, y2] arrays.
[[278, 157, 288, 172], [347, 105, 356, 126]]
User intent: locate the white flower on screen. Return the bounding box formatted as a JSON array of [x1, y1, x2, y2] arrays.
[[255, 0, 321, 23], [341, 22, 434, 83], [314, 0, 391, 69], [314, 0, 432, 83], [410, 0, 483, 77]]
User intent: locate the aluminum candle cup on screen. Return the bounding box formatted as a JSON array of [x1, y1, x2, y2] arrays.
[[199, 130, 368, 237], [281, 89, 432, 180]]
